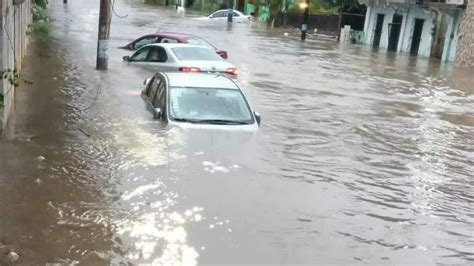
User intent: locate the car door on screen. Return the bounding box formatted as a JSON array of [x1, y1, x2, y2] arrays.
[[146, 46, 178, 72], [130, 46, 174, 71], [130, 46, 152, 63]]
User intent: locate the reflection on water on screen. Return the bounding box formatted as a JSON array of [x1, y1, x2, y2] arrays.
[[0, 0, 473, 264]]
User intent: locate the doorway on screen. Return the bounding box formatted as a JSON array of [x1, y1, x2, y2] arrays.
[[410, 18, 425, 55], [373, 14, 385, 49], [388, 14, 403, 52]]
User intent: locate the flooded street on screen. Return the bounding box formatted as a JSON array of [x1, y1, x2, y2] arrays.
[[0, 0, 473, 264]]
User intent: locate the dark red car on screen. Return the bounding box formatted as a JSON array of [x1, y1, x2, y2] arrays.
[[120, 32, 228, 59]]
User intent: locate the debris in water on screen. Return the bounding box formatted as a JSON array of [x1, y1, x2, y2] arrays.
[[297, 218, 312, 223], [37, 155, 45, 161], [4, 251, 20, 263], [47, 201, 56, 209], [35, 178, 43, 184]]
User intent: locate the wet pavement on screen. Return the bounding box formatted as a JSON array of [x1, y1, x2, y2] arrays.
[[0, 0, 473, 264]]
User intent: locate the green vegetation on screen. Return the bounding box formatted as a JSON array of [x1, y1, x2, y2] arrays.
[[281, 0, 365, 16], [30, 0, 49, 37], [0, 68, 20, 88], [194, 0, 222, 14]]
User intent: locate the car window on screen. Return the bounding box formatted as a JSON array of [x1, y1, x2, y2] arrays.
[[134, 36, 159, 49], [211, 11, 226, 18], [169, 87, 253, 123], [146, 47, 168, 62], [160, 37, 179, 44], [232, 12, 240, 17], [153, 79, 166, 109], [172, 47, 221, 61], [187, 38, 215, 49], [148, 78, 161, 106], [145, 77, 156, 96], [131, 46, 151, 61]]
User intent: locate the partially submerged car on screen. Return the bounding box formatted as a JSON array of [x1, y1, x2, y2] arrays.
[[196, 9, 252, 23], [141, 72, 260, 130], [123, 43, 238, 77], [120, 32, 228, 59]]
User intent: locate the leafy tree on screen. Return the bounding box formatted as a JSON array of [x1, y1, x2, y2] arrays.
[[35, 0, 48, 9]]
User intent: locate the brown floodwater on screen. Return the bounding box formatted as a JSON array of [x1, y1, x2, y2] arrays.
[[0, 0, 473, 264]]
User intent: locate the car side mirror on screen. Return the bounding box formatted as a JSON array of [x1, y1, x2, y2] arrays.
[[254, 111, 261, 126], [123, 56, 131, 62], [154, 108, 162, 119]]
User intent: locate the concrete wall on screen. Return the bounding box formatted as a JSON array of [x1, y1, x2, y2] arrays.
[[0, 0, 33, 133], [456, 0, 473, 67], [363, 4, 435, 57], [399, 5, 435, 57], [362, 3, 466, 62], [442, 9, 463, 62]]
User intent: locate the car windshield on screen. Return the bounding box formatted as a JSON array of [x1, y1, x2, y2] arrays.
[[169, 87, 254, 124], [172, 47, 221, 61], [187, 38, 215, 49]]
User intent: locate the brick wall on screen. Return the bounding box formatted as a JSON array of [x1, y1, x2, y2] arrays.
[[455, 0, 473, 67]]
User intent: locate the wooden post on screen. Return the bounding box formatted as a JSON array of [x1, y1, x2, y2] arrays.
[[96, 0, 111, 70]]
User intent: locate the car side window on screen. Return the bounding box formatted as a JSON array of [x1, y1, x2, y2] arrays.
[[134, 36, 159, 49], [160, 38, 179, 43], [211, 11, 226, 18], [152, 78, 166, 109], [145, 77, 156, 96], [131, 46, 151, 61], [146, 47, 168, 62], [148, 78, 161, 105], [232, 11, 240, 17]]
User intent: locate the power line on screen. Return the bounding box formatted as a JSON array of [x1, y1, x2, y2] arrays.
[[112, 0, 128, 18]]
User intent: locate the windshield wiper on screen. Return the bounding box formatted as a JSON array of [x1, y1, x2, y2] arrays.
[[195, 119, 249, 125], [172, 117, 199, 123]]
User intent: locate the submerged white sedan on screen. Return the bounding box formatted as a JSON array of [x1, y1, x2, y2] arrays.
[[141, 72, 260, 129], [123, 43, 238, 77], [196, 9, 252, 23]]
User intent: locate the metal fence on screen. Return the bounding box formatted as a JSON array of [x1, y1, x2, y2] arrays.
[[275, 12, 365, 37]]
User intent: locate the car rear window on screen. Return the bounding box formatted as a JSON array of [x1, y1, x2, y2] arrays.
[[172, 47, 221, 61], [187, 38, 215, 49]]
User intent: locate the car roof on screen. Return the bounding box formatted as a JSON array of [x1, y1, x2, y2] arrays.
[[144, 43, 210, 49], [214, 9, 242, 13], [150, 32, 188, 40], [157, 32, 202, 39], [164, 73, 239, 89]]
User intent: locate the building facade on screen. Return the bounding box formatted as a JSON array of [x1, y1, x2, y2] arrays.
[[455, 0, 473, 67], [359, 0, 466, 62]]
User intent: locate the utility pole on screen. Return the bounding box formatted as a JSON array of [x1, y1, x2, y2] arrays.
[[300, 0, 309, 41], [63, 0, 67, 3], [96, 0, 111, 70]]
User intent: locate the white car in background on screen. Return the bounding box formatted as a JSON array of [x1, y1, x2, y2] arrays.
[[123, 43, 238, 77], [196, 9, 252, 23]]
